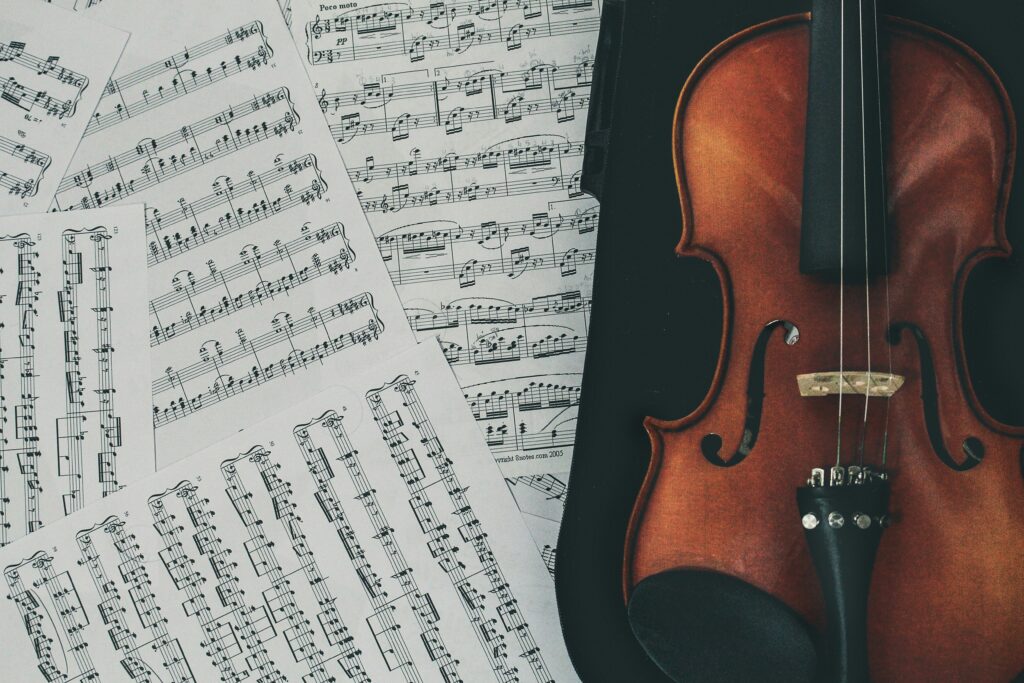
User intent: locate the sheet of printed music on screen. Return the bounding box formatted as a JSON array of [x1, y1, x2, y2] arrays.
[[0, 1, 127, 214], [0, 206, 154, 547], [0, 0, 598, 677], [0, 341, 578, 682], [47, 0, 601, 576], [53, 0, 420, 459], [287, 0, 601, 574]]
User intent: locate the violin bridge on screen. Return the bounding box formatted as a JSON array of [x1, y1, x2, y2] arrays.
[[796, 372, 904, 398]]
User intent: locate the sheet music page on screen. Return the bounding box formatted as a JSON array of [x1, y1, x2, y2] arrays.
[[286, 0, 600, 569], [54, 0, 417, 460], [0, 1, 127, 214], [0, 341, 580, 682], [0, 205, 154, 547]]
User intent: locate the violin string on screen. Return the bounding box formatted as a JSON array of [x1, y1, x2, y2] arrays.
[[836, 0, 847, 468], [873, 0, 895, 469], [858, 0, 872, 467]]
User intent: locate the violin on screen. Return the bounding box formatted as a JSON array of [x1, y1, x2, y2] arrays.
[[621, 1, 1024, 681]]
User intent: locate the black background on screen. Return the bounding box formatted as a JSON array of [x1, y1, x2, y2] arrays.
[[556, 1, 1024, 681]]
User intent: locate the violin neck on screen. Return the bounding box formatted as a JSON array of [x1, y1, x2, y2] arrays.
[[800, 0, 890, 280]]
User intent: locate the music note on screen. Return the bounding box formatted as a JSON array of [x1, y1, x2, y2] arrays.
[[151, 292, 384, 428], [0, 342, 575, 681], [148, 220, 354, 346], [76, 517, 196, 680], [304, 0, 600, 66], [0, 3, 126, 213], [0, 207, 152, 547], [83, 21, 274, 137], [222, 447, 370, 681], [366, 353, 564, 682], [285, 0, 599, 587], [55, 88, 299, 211], [4, 552, 97, 681], [47, 0, 417, 462]]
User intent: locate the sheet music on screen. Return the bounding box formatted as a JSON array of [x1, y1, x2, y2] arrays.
[[53, 0, 416, 460], [280, 0, 294, 27], [0, 1, 126, 213], [506, 474, 567, 578], [0, 206, 153, 548], [286, 0, 599, 571], [286, 0, 598, 477], [0, 341, 579, 682]]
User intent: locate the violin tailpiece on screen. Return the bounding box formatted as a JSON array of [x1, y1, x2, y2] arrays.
[[798, 468, 891, 683]]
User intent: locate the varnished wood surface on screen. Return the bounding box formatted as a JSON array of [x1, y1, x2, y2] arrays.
[[625, 14, 1023, 682]]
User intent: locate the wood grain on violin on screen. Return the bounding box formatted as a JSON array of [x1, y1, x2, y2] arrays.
[[624, 10, 1023, 683]]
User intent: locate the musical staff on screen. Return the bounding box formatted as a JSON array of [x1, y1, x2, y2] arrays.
[[4, 551, 98, 682], [289, 0, 601, 581], [407, 290, 590, 366], [368, 374, 556, 682], [0, 235, 42, 544], [1, 75, 77, 120], [319, 59, 593, 143], [54, 0, 413, 459], [295, 411, 457, 682], [0, 2, 126, 213], [465, 374, 581, 457], [132, 152, 327, 267], [56, 227, 125, 515], [0, 42, 88, 90], [149, 482, 283, 682], [507, 473, 568, 504], [441, 327, 584, 365], [304, 0, 601, 66], [409, 290, 589, 333], [0, 135, 51, 200], [152, 293, 384, 427], [221, 447, 370, 682], [1, 164, 37, 200], [505, 473, 567, 577], [0, 135, 50, 169], [149, 221, 355, 346], [541, 545, 556, 576], [0, 39, 89, 119], [86, 22, 274, 136], [379, 206, 597, 287], [76, 517, 197, 682], [350, 135, 586, 214], [57, 87, 299, 208], [0, 209, 154, 548], [0, 342, 577, 681]]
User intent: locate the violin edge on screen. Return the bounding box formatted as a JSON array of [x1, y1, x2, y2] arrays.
[[663, 12, 1019, 437], [623, 9, 1023, 603]]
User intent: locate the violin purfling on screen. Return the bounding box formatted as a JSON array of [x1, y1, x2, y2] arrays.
[[623, 2, 1024, 681]]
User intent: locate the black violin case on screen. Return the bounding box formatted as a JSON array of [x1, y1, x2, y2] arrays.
[[557, 1, 1024, 681]]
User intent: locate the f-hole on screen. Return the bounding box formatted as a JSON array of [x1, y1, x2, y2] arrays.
[[701, 320, 798, 467], [888, 322, 985, 471]]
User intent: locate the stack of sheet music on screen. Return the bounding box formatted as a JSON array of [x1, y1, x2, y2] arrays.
[[0, 0, 598, 680]]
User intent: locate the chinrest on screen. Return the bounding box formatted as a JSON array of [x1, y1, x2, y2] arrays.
[[627, 569, 818, 683]]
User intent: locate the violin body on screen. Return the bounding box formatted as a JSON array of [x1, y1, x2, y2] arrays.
[[624, 13, 1024, 682]]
